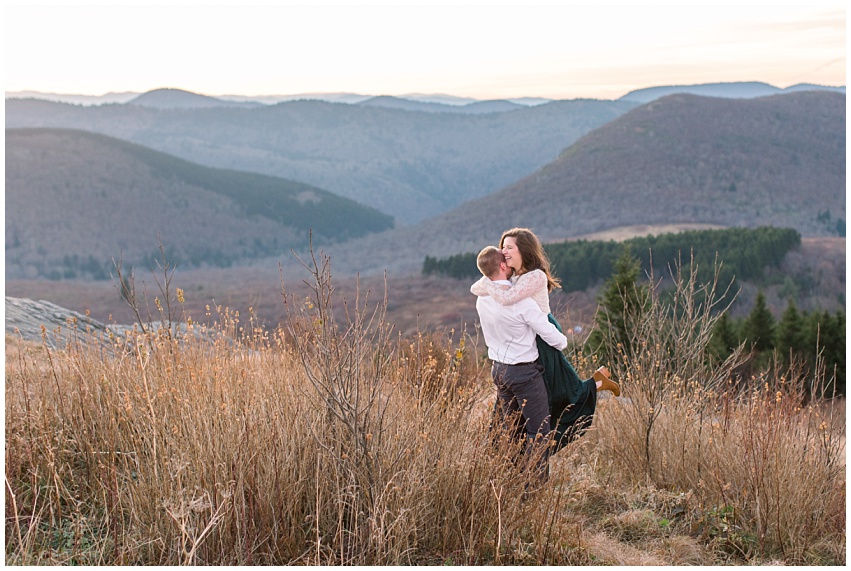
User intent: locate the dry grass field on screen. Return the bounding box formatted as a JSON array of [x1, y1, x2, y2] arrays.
[[5, 252, 845, 565]]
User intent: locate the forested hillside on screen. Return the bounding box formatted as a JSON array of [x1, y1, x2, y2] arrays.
[[5, 128, 392, 279], [4, 97, 637, 223], [426, 91, 845, 241], [423, 227, 802, 292]]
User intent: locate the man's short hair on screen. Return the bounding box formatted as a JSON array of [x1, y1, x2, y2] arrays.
[[476, 246, 504, 278]]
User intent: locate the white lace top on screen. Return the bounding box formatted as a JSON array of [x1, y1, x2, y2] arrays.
[[470, 269, 551, 314]]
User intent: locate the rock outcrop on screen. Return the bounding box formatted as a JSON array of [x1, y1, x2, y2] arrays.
[[5, 296, 119, 346], [5, 297, 207, 348]]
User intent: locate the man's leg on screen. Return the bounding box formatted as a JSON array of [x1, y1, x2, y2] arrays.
[[492, 362, 552, 482], [492, 363, 526, 445]]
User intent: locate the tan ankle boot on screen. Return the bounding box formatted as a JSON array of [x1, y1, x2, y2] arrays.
[[593, 366, 620, 397]]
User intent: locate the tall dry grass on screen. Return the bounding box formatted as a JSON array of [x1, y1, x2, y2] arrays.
[[5, 252, 845, 565], [5, 253, 591, 565], [584, 257, 846, 563]]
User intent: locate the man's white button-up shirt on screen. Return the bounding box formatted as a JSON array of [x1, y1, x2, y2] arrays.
[[475, 280, 568, 365]]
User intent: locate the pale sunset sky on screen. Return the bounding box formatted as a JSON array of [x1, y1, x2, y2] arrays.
[[4, 1, 846, 100]]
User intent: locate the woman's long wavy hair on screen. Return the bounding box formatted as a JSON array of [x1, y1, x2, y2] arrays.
[[499, 227, 561, 292]]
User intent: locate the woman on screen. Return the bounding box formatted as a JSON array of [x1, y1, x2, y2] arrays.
[[471, 227, 619, 451]]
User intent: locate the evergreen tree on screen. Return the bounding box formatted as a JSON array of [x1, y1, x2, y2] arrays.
[[796, 310, 845, 397], [710, 311, 739, 361], [802, 310, 827, 360], [422, 256, 436, 275], [822, 311, 846, 396], [776, 298, 805, 360], [588, 246, 649, 359], [741, 290, 775, 353]]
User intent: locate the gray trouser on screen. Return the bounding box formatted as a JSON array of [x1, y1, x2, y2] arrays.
[[491, 361, 551, 480]]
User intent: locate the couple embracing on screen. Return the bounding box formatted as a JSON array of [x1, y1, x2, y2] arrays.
[[472, 227, 620, 482]]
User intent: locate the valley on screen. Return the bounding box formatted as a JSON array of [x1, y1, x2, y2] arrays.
[[7, 233, 844, 342]]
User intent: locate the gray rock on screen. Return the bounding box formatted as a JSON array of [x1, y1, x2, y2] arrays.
[[5, 296, 113, 346]]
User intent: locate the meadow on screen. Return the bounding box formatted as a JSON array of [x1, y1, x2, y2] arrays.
[[5, 252, 845, 565]]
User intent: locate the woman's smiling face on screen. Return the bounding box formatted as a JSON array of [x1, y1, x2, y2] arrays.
[[501, 236, 523, 273]]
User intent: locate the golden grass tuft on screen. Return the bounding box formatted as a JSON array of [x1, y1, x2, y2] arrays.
[[600, 508, 667, 542], [659, 534, 707, 565], [582, 531, 667, 565]]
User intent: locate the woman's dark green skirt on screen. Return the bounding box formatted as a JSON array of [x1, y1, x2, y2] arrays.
[[537, 314, 597, 453]]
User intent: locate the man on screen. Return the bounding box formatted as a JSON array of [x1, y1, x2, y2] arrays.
[[474, 246, 568, 483]]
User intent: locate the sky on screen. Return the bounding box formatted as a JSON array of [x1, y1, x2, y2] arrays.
[[4, 1, 847, 101]]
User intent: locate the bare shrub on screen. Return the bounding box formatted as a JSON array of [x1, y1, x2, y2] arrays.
[[585, 254, 846, 561]]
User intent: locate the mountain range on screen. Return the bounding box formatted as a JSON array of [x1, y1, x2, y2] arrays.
[[312, 90, 846, 276], [129, 90, 534, 114], [5, 96, 636, 224], [7, 81, 843, 107], [5, 86, 846, 282]]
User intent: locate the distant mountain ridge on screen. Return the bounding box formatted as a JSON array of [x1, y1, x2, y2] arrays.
[[310, 91, 846, 276], [5, 96, 637, 224], [5, 128, 392, 279], [129, 88, 262, 109], [4, 89, 536, 108], [357, 95, 525, 114], [620, 81, 845, 103], [5, 90, 140, 105], [7, 81, 844, 107]]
